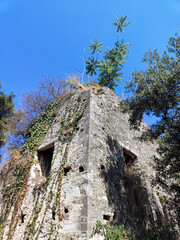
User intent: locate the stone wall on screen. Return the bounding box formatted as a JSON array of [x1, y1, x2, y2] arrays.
[[0, 87, 174, 239]]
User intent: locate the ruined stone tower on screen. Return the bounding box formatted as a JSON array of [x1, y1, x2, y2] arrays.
[[0, 87, 174, 239]]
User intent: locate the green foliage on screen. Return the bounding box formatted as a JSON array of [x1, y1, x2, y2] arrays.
[[92, 220, 135, 240], [85, 15, 130, 91], [113, 15, 130, 34], [146, 223, 177, 240], [124, 34, 180, 193], [7, 77, 69, 151], [24, 187, 43, 238], [54, 93, 90, 212], [21, 101, 58, 155], [23, 93, 91, 239], [88, 37, 104, 54], [58, 94, 90, 143], [0, 161, 31, 239], [158, 194, 166, 204], [2, 164, 27, 200], [0, 82, 14, 148]]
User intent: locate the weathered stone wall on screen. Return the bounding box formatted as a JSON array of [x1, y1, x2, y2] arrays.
[[87, 87, 168, 239], [0, 87, 174, 239]]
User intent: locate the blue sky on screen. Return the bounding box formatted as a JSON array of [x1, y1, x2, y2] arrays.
[[0, 0, 180, 109]]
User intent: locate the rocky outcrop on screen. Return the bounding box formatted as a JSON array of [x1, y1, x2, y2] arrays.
[[0, 87, 177, 239]]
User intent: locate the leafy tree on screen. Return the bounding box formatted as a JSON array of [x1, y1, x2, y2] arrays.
[[85, 15, 130, 91], [0, 83, 14, 148], [124, 34, 180, 195]]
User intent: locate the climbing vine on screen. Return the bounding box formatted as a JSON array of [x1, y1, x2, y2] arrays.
[[0, 159, 32, 240], [91, 220, 135, 240], [0, 91, 90, 239], [22, 101, 58, 155], [0, 100, 59, 239], [22, 92, 90, 239], [58, 94, 90, 142]]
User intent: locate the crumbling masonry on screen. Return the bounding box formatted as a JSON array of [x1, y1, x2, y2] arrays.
[[0, 87, 173, 239]]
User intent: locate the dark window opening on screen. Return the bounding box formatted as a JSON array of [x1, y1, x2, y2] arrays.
[[38, 146, 54, 178], [64, 208, 69, 213], [100, 165, 105, 170], [52, 210, 56, 220], [64, 166, 72, 176], [123, 148, 136, 167], [79, 166, 84, 172], [103, 214, 111, 221], [21, 214, 26, 223]]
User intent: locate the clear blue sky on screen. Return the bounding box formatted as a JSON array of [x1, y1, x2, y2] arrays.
[[0, 0, 180, 109]]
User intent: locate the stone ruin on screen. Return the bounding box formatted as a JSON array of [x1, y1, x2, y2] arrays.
[[0, 87, 177, 239]]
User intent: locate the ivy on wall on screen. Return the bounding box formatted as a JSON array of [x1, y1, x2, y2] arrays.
[[0, 89, 91, 239], [23, 92, 90, 239], [91, 220, 135, 240], [0, 100, 59, 239], [0, 159, 32, 240], [22, 101, 58, 155]]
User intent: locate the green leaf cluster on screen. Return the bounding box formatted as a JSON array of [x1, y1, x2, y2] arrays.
[[2, 164, 27, 200], [92, 220, 134, 240], [85, 15, 130, 91], [22, 101, 58, 154], [0, 83, 14, 148], [0, 163, 29, 238], [23, 93, 91, 239], [124, 34, 180, 193], [58, 94, 90, 143], [146, 222, 177, 240], [113, 15, 130, 33]]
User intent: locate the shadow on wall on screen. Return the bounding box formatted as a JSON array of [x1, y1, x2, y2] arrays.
[[100, 136, 164, 238]]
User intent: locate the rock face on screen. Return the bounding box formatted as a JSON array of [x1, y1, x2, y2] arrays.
[[0, 87, 175, 239]]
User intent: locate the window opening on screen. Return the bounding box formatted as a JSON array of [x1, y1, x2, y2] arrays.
[[79, 166, 84, 172], [123, 148, 136, 166], [103, 214, 111, 221], [100, 165, 105, 170], [37, 146, 54, 177], [21, 213, 26, 223], [52, 210, 56, 220], [64, 208, 69, 213], [64, 166, 72, 176]]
